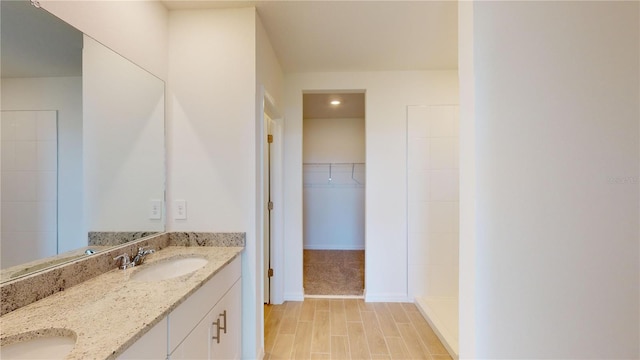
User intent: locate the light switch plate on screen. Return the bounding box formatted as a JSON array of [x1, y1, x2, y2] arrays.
[[149, 199, 162, 220], [175, 200, 187, 220]]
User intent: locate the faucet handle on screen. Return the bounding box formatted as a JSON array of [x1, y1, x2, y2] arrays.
[[113, 253, 131, 269], [138, 247, 155, 255], [136, 246, 149, 253], [131, 247, 155, 266]]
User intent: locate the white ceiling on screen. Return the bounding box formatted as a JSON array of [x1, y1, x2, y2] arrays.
[[303, 92, 365, 119], [163, 0, 459, 73], [163, 0, 458, 118], [2, 0, 458, 78]]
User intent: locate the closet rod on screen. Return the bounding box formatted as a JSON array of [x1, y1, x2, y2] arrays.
[[303, 162, 365, 165]]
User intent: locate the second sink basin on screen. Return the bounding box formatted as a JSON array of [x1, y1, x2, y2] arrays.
[[130, 256, 208, 281], [1, 330, 76, 360]]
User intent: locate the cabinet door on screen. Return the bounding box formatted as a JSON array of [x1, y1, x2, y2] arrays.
[[169, 257, 241, 353], [118, 318, 167, 359], [170, 314, 211, 360], [210, 279, 242, 360]]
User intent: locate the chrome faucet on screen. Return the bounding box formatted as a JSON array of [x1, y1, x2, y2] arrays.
[[131, 247, 155, 266], [113, 247, 155, 270], [113, 253, 132, 270]]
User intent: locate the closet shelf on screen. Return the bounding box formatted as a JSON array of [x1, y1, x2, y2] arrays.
[[303, 162, 365, 165], [303, 162, 366, 187]]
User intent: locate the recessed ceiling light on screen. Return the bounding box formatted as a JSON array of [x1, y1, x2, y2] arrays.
[[330, 100, 341, 105]]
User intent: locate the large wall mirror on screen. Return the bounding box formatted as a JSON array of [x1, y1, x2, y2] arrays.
[[0, 0, 165, 282]]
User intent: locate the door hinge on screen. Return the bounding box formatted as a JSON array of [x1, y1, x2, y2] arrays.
[[268, 268, 274, 277], [268, 201, 274, 211], [267, 134, 273, 143]]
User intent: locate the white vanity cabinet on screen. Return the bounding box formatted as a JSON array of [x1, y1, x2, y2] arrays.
[[118, 317, 168, 359], [117, 256, 241, 360], [168, 256, 241, 360]]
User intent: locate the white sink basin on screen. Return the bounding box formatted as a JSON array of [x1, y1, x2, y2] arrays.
[[131, 256, 208, 281], [1, 333, 76, 359]]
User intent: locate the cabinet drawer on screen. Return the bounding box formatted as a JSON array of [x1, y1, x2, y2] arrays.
[[168, 256, 240, 353]]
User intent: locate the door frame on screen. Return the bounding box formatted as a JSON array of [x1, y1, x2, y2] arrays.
[[268, 115, 284, 304], [259, 87, 284, 305]]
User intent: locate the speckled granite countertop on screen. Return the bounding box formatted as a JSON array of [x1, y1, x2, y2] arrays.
[[0, 246, 243, 359]]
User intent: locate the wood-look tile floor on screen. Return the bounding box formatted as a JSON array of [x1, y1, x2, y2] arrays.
[[303, 250, 364, 296], [264, 299, 452, 360]]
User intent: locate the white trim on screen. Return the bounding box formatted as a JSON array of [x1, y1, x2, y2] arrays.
[[304, 294, 364, 299], [270, 115, 284, 305], [257, 347, 265, 360], [303, 245, 365, 250], [255, 85, 267, 360], [283, 292, 305, 302], [364, 292, 410, 303], [415, 297, 459, 360], [259, 86, 285, 306]]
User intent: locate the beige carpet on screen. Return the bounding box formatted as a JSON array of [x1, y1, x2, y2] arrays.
[[303, 250, 364, 296]]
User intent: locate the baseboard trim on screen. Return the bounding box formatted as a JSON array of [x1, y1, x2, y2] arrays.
[[415, 297, 459, 360], [364, 293, 410, 302], [304, 294, 364, 299], [283, 292, 305, 301], [303, 245, 365, 250]]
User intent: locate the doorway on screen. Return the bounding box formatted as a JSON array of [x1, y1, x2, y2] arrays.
[[302, 92, 366, 297]]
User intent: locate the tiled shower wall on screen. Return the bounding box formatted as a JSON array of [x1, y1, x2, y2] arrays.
[[1, 110, 58, 267], [407, 105, 459, 299]]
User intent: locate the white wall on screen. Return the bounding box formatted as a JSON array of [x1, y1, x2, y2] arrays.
[[168, 8, 255, 233], [1, 77, 82, 253], [463, 2, 639, 358], [83, 35, 165, 234], [40, 0, 168, 81], [1, 110, 57, 267], [303, 118, 365, 163], [457, 1, 476, 358], [256, 15, 283, 112], [283, 71, 458, 301], [168, 8, 265, 359], [303, 184, 365, 250]]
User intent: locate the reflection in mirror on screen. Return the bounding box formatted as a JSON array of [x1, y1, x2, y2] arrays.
[[0, 0, 165, 282]]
